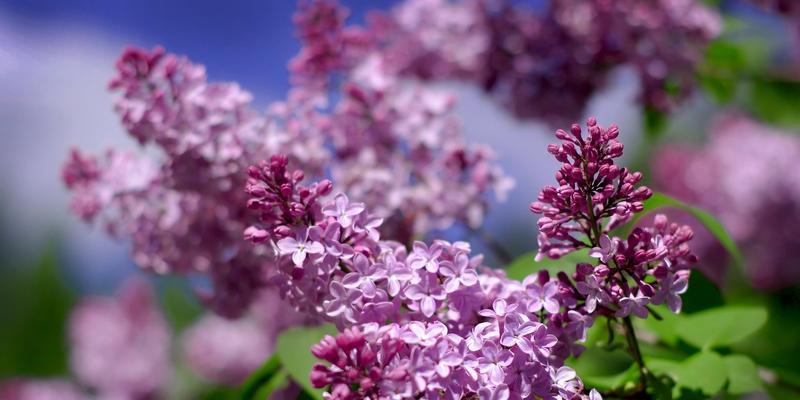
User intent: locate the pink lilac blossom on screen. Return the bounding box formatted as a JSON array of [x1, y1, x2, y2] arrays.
[[63, 38, 510, 316], [245, 154, 602, 399], [0, 380, 85, 400], [529, 117, 697, 316], [69, 278, 171, 399], [654, 113, 800, 290], [357, 0, 721, 123], [0, 278, 171, 400], [251, 118, 696, 398]]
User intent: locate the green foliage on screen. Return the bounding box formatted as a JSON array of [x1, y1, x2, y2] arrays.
[[0, 246, 76, 378], [505, 249, 591, 281], [238, 354, 282, 399], [675, 306, 767, 350], [274, 325, 337, 400], [698, 40, 746, 103], [745, 79, 800, 130], [723, 355, 762, 395]]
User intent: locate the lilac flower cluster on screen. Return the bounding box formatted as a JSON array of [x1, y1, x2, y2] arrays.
[[62, 40, 510, 316], [0, 279, 171, 400], [343, 0, 720, 123], [531, 118, 697, 317], [245, 155, 604, 399], [654, 113, 800, 290]]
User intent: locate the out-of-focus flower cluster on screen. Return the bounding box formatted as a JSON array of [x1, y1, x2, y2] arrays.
[[246, 154, 599, 399], [0, 279, 304, 399], [0, 279, 171, 400], [654, 113, 800, 290], [63, 26, 511, 316], [351, 0, 721, 123], [530, 118, 697, 317]]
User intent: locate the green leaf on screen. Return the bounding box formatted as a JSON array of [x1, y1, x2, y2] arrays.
[[746, 79, 800, 130], [0, 245, 76, 377], [723, 355, 762, 395], [655, 351, 727, 396], [238, 354, 281, 400], [275, 325, 337, 400], [638, 305, 681, 346], [630, 192, 745, 268], [675, 306, 767, 349], [644, 107, 668, 139], [505, 249, 591, 281], [698, 40, 745, 103], [251, 368, 290, 399], [679, 352, 728, 395]]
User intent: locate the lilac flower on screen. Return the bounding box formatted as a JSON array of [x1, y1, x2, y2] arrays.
[[616, 293, 651, 319], [588, 235, 617, 264], [401, 321, 448, 347], [407, 242, 444, 273], [277, 230, 325, 266], [341, 253, 387, 298], [478, 298, 518, 322], [478, 384, 510, 400], [405, 274, 446, 318], [652, 273, 689, 313], [439, 253, 479, 293], [525, 281, 561, 314], [576, 274, 609, 313], [478, 342, 515, 385], [323, 281, 360, 319], [322, 194, 365, 228], [499, 318, 539, 353]]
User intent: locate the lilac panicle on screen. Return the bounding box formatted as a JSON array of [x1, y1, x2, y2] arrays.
[[63, 40, 511, 317], [246, 158, 601, 399], [530, 118, 698, 320]]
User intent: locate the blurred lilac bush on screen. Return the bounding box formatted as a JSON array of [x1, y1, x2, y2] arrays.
[[654, 113, 800, 290]]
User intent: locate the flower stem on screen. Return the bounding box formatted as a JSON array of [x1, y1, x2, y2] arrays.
[[622, 316, 649, 387]]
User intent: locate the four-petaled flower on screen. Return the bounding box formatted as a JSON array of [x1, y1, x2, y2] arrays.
[[525, 281, 561, 314], [616, 292, 650, 319], [576, 274, 610, 313], [401, 321, 448, 347], [653, 273, 688, 313], [322, 193, 365, 228], [342, 253, 388, 298], [478, 341, 514, 385], [276, 230, 324, 266], [589, 235, 617, 263], [404, 275, 446, 318], [439, 253, 479, 293], [407, 242, 444, 273]]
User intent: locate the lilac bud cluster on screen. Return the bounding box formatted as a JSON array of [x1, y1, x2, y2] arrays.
[[531, 118, 697, 319]]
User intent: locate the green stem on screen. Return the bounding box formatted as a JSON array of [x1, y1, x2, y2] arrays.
[[622, 316, 649, 387]]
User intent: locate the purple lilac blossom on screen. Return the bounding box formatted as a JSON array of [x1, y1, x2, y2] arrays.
[[529, 117, 698, 318], [654, 112, 800, 290], [62, 35, 511, 316], [362, 0, 720, 124], [68, 278, 171, 399], [245, 153, 606, 399]]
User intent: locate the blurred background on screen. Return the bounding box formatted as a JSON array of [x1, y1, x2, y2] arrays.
[[1, 0, 799, 399]]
